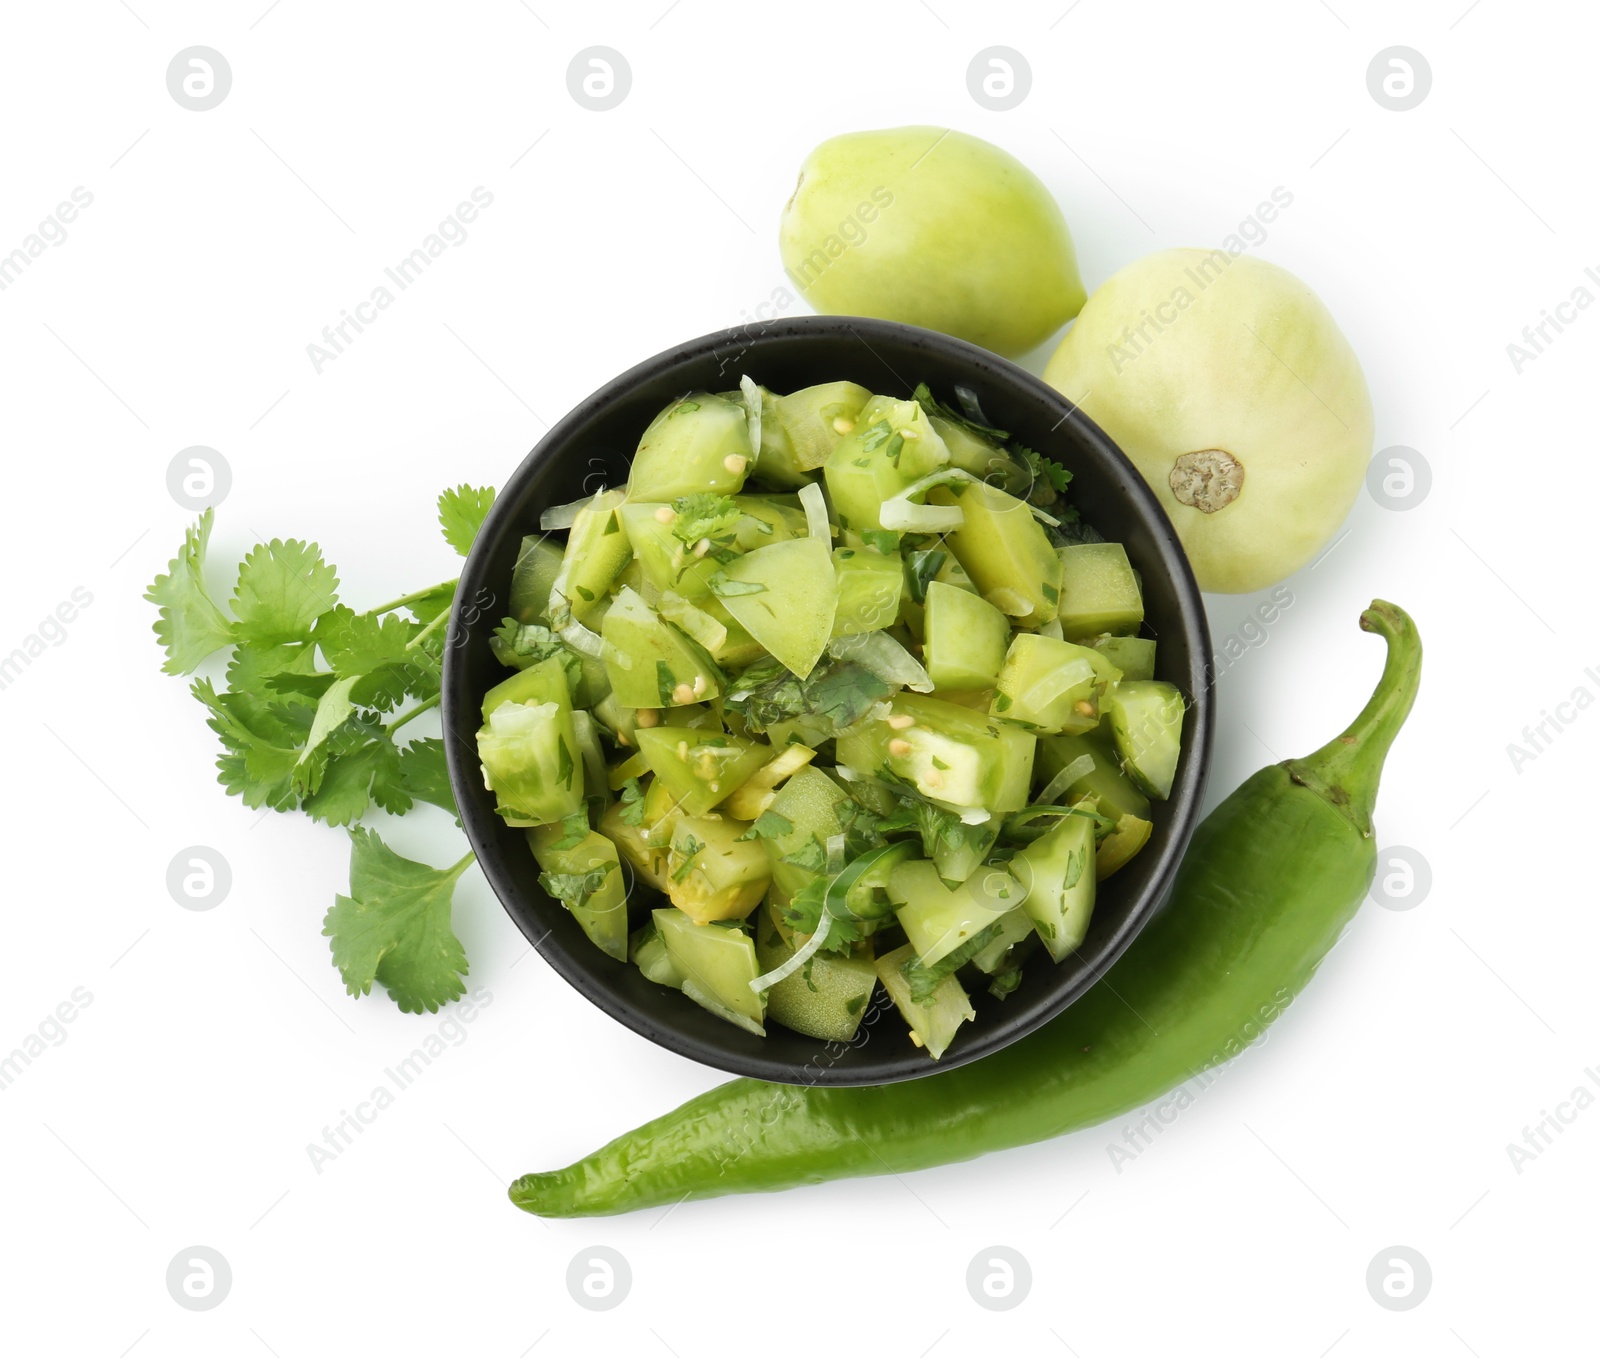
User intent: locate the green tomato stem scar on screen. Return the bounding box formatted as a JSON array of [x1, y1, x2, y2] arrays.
[[1169, 449, 1244, 513]]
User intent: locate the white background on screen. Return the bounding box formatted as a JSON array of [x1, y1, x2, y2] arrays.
[[1, 1, 1593, 1354]]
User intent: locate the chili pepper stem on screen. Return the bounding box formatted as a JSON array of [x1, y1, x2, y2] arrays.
[[1284, 599, 1421, 840]]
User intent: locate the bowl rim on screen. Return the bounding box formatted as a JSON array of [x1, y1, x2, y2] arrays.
[[442, 314, 1214, 1085]]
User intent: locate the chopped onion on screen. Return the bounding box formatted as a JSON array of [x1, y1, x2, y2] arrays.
[[658, 593, 727, 654], [558, 617, 604, 658], [739, 374, 762, 466], [1037, 617, 1065, 641], [798, 481, 831, 542], [828, 631, 934, 692], [825, 833, 846, 875], [1038, 754, 1096, 806], [878, 467, 978, 533], [957, 806, 992, 826], [750, 914, 830, 995], [540, 487, 604, 532]]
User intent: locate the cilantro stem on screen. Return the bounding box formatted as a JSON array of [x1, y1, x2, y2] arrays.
[[387, 693, 440, 733], [406, 608, 452, 652], [448, 850, 477, 879], [368, 579, 457, 617]]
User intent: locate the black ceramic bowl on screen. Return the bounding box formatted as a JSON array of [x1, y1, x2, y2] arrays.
[[443, 315, 1212, 1085]]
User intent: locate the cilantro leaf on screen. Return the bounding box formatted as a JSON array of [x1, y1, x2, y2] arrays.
[[780, 877, 828, 935], [737, 809, 795, 841], [145, 510, 236, 674], [671, 834, 706, 883], [315, 606, 416, 677], [989, 965, 1024, 1000], [707, 572, 767, 598], [323, 829, 472, 1014], [727, 660, 891, 737], [901, 920, 1006, 1004], [780, 835, 828, 874], [670, 493, 740, 545], [438, 484, 497, 557], [618, 777, 646, 826], [540, 861, 615, 912], [396, 738, 459, 821], [191, 678, 315, 811], [1017, 445, 1072, 503], [550, 811, 590, 851], [489, 618, 566, 671], [231, 538, 340, 647], [303, 731, 402, 825], [912, 382, 1009, 442]]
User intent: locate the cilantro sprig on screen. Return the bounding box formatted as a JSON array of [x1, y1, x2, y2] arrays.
[[148, 485, 495, 1014]]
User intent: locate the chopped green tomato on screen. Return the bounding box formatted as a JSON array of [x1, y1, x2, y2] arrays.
[[475, 696, 584, 826], [721, 742, 816, 821], [875, 942, 975, 1060], [630, 920, 684, 987], [617, 502, 698, 598], [600, 586, 721, 708], [754, 905, 877, 1042], [654, 909, 766, 1033], [634, 725, 772, 817], [991, 634, 1112, 735], [929, 478, 1062, 627], [481, 652, 575, 721], [1088, 633, 1157, 682], [831, 546, 903, 637], [528, 826, 628, 961], [746, 385, 815, 490], [731, 496, 808, 546], [970, 907, 1036, 974], [714, 537, 838, 679], [600, 797, 672, 893], [923, 580, 1010, 690], [1057, 542, 1143, 639], [1103, 680, 1186, 800], [822, 399, 949, 532], [549, 490, 632, 624], [826, 841, 919, 922], [932, 817, 1000, 887], [1037, 728, 1151, 823], [889, 858, 1021, 966], [665, 816, 770, 923], [470, 376, 1186, 1047], [775, 380, 873, 470], [628, 392, 752, 502], [837, 693, 1036, 812], [1096, 813, 1153, 880], [1013, 812, 1096, 962], [509, 535, 564, 624], [763, 766, 848, 898]]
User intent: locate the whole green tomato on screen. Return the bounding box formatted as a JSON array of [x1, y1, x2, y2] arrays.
[[779, 127, 1086, 357], [1044, 250, 1373, 594]]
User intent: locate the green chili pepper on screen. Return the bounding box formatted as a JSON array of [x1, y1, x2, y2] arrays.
[[510, 600, 1421, 1218]]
